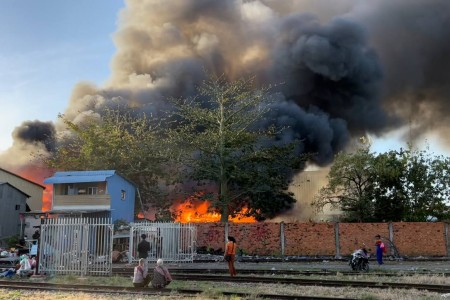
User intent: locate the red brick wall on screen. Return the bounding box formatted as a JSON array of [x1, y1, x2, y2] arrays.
[[393, 222, 447, 256], [284, 222, 335, 256], [229, 223, 281, 255], [194, 222, 449, 257], [196, 223, 226, 251], [339, 223, 389, 255]]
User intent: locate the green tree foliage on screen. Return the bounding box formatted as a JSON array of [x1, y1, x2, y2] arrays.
[[373, 150, 408, 221], [44, 107, 173, 214], [168, 76, 304, 222], [313, 143, 450, 222], [402, 148, 450, 221], [312, 145, 376, 222]]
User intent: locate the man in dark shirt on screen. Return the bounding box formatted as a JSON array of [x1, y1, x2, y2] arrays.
[[137, 234, 150, 270]]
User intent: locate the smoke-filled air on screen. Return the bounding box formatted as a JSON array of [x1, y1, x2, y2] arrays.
[[1, 0, 450, 182]]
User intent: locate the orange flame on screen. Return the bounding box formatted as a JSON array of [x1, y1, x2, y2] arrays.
[[171, 196, 257, 223], [12, 165, 53, 212]]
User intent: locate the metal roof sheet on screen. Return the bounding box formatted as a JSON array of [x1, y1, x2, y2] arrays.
[[44, 175, 111, 184], [53, 170, 116, 177]]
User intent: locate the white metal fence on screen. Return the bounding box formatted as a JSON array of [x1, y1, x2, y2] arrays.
[[129, 222, 197, 263], [39, 217, 113, 276]]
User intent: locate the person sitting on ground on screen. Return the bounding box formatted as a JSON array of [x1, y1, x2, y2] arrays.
[[151, 259, 172, 289], [133, 258, 152, 288], [0, 268, 16, 278], [29, 256, 37, 270], [16, 254, 33, 277]]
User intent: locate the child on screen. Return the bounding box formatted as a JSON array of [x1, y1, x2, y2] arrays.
[[375, 235, 385, 265]]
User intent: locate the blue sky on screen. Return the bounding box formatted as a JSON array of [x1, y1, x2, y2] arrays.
[[0, 0, 123, 151]]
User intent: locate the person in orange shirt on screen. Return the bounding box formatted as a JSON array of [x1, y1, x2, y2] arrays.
[[224, 236, 237, 276]]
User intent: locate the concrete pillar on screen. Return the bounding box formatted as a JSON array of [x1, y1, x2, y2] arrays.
[[280, 222, 285, 256], [445, 222, 449, 257], [388, 222, 394, 256], [334, 222, 340, 258]]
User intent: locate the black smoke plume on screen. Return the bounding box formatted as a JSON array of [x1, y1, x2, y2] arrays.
[[4, 0, 450, 168]]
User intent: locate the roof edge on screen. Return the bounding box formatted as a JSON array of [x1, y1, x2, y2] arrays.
[[0, 168, 45, 189]]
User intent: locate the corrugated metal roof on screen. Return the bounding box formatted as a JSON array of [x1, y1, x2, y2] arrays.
[[44, 170, 116, 184], [44, 175, 111, 184], [53, 170, 116, 177]]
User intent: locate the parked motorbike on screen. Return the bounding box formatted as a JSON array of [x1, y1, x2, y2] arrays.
[[349, 249, 369, 271]]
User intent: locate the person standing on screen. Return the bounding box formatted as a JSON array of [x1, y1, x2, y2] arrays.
[[133, 258, 151, 287], [375, 234, 384, 265], [151, 259, 172, 288], [224, 236, 237, 277], [137, 234, 150, 270]]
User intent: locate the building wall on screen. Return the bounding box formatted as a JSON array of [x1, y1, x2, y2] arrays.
[[284, 169, 342, 222], [108, 175, 135, 223], [0, 169, 44, 211], [0, 184, 27, 241], [195, 222, 449, 257]]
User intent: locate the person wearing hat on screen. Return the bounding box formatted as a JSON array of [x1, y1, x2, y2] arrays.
[[137, 234, 150, 271]]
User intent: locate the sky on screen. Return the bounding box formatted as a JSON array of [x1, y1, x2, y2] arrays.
[[1, 0, 449, 158], [0, 0, 123, 152]]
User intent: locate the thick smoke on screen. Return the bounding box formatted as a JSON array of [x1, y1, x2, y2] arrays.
[[350, 0, 450, 144], [55, 0, 389, 165], [4, 0, 450, 169], [0, 120, 55, 169], [12, 120, 56, 152]]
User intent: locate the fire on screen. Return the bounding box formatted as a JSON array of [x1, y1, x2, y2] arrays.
[[171, 197, 257, 223], [13, 165, 53, 212]]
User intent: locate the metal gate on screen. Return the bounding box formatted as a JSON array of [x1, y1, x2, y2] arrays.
[[39, 217, 113, 276], [129, 222, 196, 263]]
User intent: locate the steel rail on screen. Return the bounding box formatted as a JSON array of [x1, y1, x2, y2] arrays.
[[172, 274, 450, 293], [0, 280, 357, 300], [112, 273, 450, 293], [112, 267, 450, 277]]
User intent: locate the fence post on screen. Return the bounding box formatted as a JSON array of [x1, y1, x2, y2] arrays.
[[445, 222, 449, 257], [128, 225, 134, 264], [280, 222, 285, 257], [224, 222, 229, 245], [388, 222, 394, 256], [334, 222, 340, 258]]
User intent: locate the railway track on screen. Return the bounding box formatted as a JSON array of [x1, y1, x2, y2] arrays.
[[113, 267, 450, 277], [113, 272, 450, 293], [0, 280, 357, 300]]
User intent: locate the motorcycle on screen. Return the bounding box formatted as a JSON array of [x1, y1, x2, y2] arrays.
[[349, 249, 369, 271]]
